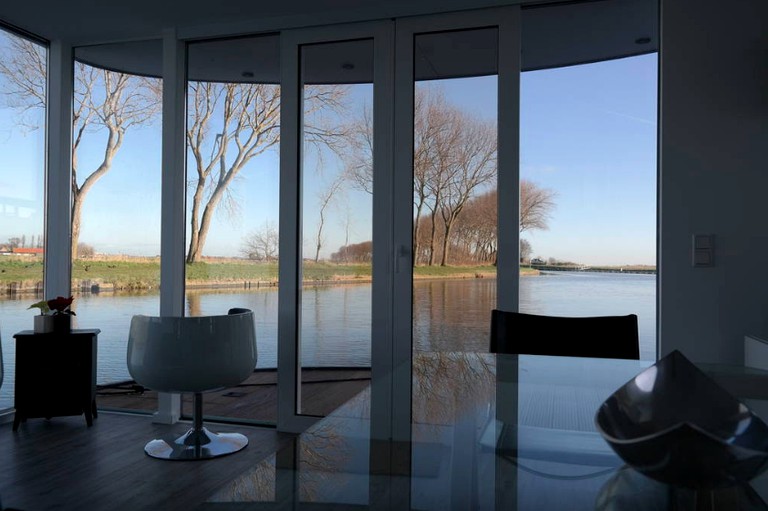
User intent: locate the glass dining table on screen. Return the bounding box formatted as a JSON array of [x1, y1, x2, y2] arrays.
[[204, 353, 768, 510]]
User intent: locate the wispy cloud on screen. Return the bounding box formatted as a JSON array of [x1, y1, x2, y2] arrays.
[[604, 110, 657, 126]]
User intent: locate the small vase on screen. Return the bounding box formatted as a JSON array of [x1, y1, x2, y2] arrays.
[[52, 314, 72, 333], [33, 315, 55, 334]]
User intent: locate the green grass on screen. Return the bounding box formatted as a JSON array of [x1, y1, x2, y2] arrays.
[[413, 264, 496, 277], [0, 258, 44, 283], [0, 256, 532, 292], [73, 259, 161, 290]]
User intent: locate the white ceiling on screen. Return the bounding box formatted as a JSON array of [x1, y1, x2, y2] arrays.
[[2, 0, 658, 77]]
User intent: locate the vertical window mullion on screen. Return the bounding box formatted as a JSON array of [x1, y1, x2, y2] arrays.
[[44, 40, 73, 298]]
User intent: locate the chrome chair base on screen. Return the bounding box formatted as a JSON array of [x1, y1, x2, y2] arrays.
[[144, 426, 248, 460]]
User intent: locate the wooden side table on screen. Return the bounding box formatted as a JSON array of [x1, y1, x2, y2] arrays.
[[12, 328, 100, 431]]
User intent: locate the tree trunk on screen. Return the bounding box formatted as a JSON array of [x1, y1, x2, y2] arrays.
[[71, 191, 83, 261], [428, 209, 438, 266], [189, 192, 223, 264], [440, 221, 455, 266], [413, 200, 424, 266], [315, 210, 325, 263], [186, 181, 206, 263]]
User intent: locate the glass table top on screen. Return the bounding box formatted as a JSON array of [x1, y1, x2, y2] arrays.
[[204, 353, 768, 510]]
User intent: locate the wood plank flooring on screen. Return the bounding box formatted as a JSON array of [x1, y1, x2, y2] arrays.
[[0, 412, 295, 511], [0, 370, 372, 510]]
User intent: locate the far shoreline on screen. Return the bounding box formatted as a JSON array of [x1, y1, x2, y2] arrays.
[[0, 255, 656, 298]]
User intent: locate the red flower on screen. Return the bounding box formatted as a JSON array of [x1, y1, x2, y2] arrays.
[[47, 295, 75, 315]]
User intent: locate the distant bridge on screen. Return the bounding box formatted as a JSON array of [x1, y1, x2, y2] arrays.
[[529, 265, 656, 275]]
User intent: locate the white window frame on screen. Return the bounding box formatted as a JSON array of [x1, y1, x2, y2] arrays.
[[278, 21, 395, 433]]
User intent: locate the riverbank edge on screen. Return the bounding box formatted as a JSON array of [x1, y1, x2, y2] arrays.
[[0, 268, 542, 297], [2, 264, 658, 297]]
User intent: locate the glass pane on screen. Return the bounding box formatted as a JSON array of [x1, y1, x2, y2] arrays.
[[299, 39, 374, 417], [410, 27, 499, 511], [184, 34, 280, 424], [519, 53, 658, 361], [412, 28, 499, 357], [0, 30, 46, 410], [70, 40, 163, 411]]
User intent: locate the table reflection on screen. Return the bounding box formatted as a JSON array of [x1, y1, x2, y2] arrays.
[[204, 353, 768, 510]]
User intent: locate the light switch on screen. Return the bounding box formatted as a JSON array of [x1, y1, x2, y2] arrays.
[[692, 234, 714, 267]]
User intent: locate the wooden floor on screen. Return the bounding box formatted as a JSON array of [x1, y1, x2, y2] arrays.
[[96, 368, 372, 422], [0, 412, 295, 511], [1, 370, 372, 511]]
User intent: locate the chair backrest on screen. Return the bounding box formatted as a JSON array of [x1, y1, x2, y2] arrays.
[[490, 309, 640, 360], [127, 308, 257, 394]]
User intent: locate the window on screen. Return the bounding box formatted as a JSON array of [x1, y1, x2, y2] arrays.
[[519, 53, 658, 360], [184, 35, 281, 424], [72, 40, 162, 408], [0, 28, 46, 410]]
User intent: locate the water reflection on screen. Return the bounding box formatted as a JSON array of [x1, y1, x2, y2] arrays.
[[0, 273, 656, 409]]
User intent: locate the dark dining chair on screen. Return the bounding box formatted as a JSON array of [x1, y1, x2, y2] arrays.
[[490, 309, 640, 360]]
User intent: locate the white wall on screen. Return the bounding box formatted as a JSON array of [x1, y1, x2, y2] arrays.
[[660, 0, 768, 363]]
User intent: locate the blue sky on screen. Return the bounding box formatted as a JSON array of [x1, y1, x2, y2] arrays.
[[520, 52, 658, 265], [0, 35, 657, 265]]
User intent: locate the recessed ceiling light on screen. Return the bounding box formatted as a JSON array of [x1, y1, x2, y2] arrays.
[[341, 62, 355, 70], [241, 71, 255, 78], [635, 37, 651, 45]]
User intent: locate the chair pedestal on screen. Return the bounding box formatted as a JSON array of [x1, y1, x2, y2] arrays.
[[144, 427, 249, 460], [144, 392, 248, 460]]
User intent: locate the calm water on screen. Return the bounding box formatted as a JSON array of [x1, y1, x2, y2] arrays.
[[0, 272, 655, 408]]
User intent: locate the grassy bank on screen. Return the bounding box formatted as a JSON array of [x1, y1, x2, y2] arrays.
[[0, 256, 526, 294]]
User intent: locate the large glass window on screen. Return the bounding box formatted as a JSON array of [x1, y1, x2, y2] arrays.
[[519, 53, 658, 360], [299, 39, 374, 417], [72, 40, 163, 408], [184, 35, 281, 424], [0, 29, 46, 410], [412, 28, 499, 356]]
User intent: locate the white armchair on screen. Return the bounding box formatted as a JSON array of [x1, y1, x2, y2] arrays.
[[127, 308, 257, 460]]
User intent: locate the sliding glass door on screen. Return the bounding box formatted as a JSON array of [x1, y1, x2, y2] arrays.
[[278, 22, 393, 433], [390, 8, 521, 448]]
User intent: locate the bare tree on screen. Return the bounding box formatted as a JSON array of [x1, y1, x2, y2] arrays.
[[452, 190, 497, 263], [419, 179, 555, 265], [186, 82, 349, 263], [344, 105, 373, 195], [0, 35, 45, 130], [331, 240, 372, 263], [313, 176, 344, 263], [520, 238, 532, 262], [77, 243, 96, 258], [344, 89, 451, 266], [71, 68, 160, 259], [520, 179, 556, 233], [0, 36, 161, 260], [437, 116, 496, 266], [241, 221, 279, 261]]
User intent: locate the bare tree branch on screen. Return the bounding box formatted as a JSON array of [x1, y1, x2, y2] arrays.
[[0, 35, 162, 259], [185, 82, 349, 263]]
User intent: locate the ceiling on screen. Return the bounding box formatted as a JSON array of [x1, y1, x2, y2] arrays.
[[2, 0, 657, 78]]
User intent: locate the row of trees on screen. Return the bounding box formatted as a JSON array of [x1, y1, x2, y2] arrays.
[[1, 36, 555, 268], [345, 87, 556, 266], [241, 178, 553, 266], [6, 235, 43, 249]]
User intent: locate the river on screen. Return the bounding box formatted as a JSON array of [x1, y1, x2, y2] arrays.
[[0, 271, 655, 408]]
